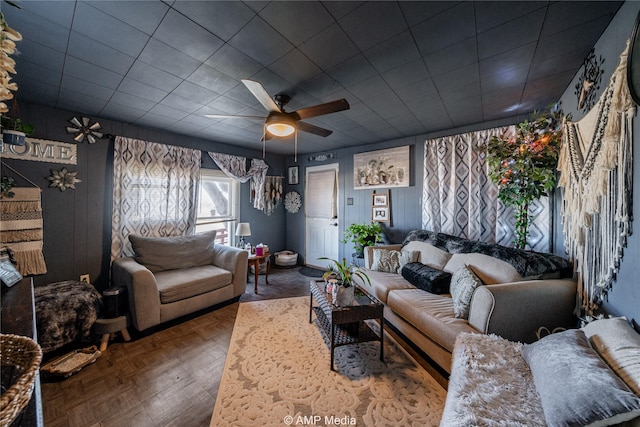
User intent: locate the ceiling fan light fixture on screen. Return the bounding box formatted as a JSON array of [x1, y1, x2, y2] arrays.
[[265, 114, 296, 137]]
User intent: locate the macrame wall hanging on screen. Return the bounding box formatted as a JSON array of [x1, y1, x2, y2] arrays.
[[557, 40, 635, 315], [253, 175, 283, 216]]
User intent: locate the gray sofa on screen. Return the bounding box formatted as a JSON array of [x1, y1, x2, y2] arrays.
[[112, 230, 248, 332], [361, 229, 577, 373]]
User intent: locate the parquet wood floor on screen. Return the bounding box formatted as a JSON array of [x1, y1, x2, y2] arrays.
[[39, 266, 446, 427]]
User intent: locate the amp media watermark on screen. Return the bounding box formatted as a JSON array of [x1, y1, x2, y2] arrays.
[[283, 414, 357, 426]]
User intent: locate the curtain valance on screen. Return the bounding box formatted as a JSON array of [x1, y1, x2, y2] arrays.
[[208, 152, 269, 210]]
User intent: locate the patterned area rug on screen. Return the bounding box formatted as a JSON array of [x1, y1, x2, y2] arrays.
[[211, 297, 446, 426]]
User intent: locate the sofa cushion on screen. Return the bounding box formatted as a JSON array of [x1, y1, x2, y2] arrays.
[[129, 231, 217, 273], [450, 265, 484, 319], [402, 240, 452, 270], [361, 269, 416, 304], [523, 329, 640, 427], [444, 252, 522, 285], [583, 317, 640, 396], [387, 289, 477, 352], [155, 265, 231, 303], [401, 262, 452, 294], [371, 248, 418, 273]]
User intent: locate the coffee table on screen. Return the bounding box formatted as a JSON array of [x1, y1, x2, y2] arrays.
[[309, 279, 384, 371]]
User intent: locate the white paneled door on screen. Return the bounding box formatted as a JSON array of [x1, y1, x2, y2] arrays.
[[305, 163, 339, 268]]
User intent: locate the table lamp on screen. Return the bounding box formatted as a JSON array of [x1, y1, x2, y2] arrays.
[[235, 222, 251, 248]]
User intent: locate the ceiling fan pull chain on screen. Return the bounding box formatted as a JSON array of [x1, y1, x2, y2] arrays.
[[294, 130, 298, 163], [262, 123, 266, 158]]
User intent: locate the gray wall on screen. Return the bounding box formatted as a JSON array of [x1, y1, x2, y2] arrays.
[[556, 0, 640, 322], [2, 102, 286, 291]]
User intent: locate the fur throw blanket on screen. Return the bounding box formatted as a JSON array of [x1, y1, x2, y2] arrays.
[[403, 229, 572, 278], [440, 333, 545, 427]]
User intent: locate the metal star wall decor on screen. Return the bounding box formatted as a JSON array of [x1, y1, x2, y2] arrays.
[[47, 168, 81, 191], [65, 116, 104, 143]]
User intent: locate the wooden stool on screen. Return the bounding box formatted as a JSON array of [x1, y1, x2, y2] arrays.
[[93, 316, 131, 351]]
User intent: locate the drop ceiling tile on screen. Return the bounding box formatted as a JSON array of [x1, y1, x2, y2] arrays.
[[382, 59, 430, 90], [206, 44, 264, 80], [110, 91, 157, 111], [188, 64, 238, 94], [528, 50, 585, 81], [13, 1, 74, 27], [424, 37, 478, 77], [433, 63, 480, 97], [268, 50, 322, 86], [68, 32, 135, 75], [412, 2, 475, 56], [73, 2, 150, 57], [153, 9, 224, 62], [57, 88, 107, 115], [161, 94, 204, 114], [64, 56, 124, 89], [364, 31, 421, 74], [340, 2, 407, 51], [15, 41, 65, 74], [541, 1, 622, 38], [88, 1, 168, 35], [399, 1, 462, 27], [207, 95, 252, 115], [228, 17, 294, 67], [4, 9, 70, 52], [474, 1, 547, 33], [481, 66, 528, 92], [13, 75, 60, 105], [118, 78, 169, 103], [533, 16, 612, 63], [477, 9, 546, 60], [126, 61, 182, 92], [321, 2, 365, 20], [172, 1, 256, 42], [365, 93, 411, 120], [299, 23, 359, 69], [296, 73, 344, 100], [479, 43, 536, 79], [172, 81, 219, 106], [327, 54, 378, 88], [101, 102, 147, 123], [61, 75, 114, 101], [139, 38, 202, 79], [223, 84, 264, 108], [349, 76, 393, 101], [259, 2, 335, 46], [149, 103, 190, 120], [394, 79, 439, 103], [135, 113, 180, 129]]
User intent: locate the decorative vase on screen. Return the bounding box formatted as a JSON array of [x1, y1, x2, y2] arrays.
[[334, 285, 355, 307], [2, 130, 26, 146]]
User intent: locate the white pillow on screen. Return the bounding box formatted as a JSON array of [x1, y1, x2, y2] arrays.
[[402, 241, 452, 270], [583, 317, 640, 396], [371, 249, 418, 274], [444, 253, 522, 284], [450, 265, 484, 319]]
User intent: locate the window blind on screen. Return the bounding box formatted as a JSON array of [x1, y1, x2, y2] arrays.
[[305, 169, 336, 219]]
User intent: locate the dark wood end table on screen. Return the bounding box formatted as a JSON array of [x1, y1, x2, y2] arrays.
[[309, 279, 384, 371], [247, 252, 270, 294]]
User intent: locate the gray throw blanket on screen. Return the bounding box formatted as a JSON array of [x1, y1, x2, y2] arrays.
[[402, 229, 573, 279]]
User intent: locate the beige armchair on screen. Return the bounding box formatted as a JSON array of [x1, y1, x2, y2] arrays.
[[111, 231, 248, 332]]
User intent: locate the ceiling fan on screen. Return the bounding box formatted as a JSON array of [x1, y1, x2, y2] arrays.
[[206, 79, 350, 139]]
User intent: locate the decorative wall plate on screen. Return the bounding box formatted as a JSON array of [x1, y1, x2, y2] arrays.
[[284, 191, 302, 213]]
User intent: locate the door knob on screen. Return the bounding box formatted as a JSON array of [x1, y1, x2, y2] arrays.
[[331, 222, 338, 226]]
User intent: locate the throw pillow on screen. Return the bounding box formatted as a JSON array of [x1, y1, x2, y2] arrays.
[[522, 329, 640, 427], [371, 249, 418, 274], [583, 317, 640, 396], [402, 240, 452, 270], [129, 230, 217, 272], [449, 265, 484, 319], [401, 262, 452, 294]]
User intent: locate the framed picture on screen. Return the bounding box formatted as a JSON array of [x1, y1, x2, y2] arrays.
[[372, 206, 389, 222], [353, 145, 410, 190], [288, 166, 299, 185], [372, 190, 388, 207]]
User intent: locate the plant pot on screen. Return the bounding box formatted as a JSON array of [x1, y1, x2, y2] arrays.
[[334, 285, 355, 307], [2, 130, 26, 146]]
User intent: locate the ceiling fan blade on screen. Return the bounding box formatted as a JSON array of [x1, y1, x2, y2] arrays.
[[205, 114, 266, 120], [295, 99, 350, 120], [297, 121, 333, 137], [241, 79, 281, 113]]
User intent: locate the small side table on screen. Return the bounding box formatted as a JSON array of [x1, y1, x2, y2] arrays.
[[247, 252, 271, 294], [93, 316, 131, 351]]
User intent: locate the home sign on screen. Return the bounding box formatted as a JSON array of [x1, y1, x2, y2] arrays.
[[0, 138, 77, 165]]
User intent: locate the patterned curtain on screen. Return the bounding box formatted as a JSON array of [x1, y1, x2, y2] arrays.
[[208, 152, 269, 210], [111, 137, 201, 260], [422, 127, 550, 252]]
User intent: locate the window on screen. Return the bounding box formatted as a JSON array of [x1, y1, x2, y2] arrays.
[[195, 169, 240, 245]]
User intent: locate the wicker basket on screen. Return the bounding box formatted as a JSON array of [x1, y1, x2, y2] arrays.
[[0, 334, 43, 426]]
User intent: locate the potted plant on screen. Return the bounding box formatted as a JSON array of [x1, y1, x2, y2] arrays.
[[1, 115, 34, 146], [480, 105, 563, 249], [319, 257, 370, 306], [342, 222, 383, 258]]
